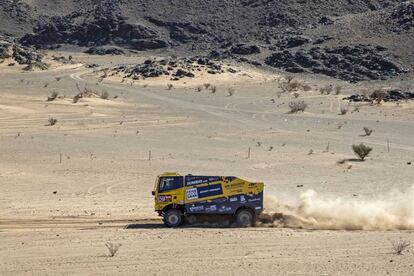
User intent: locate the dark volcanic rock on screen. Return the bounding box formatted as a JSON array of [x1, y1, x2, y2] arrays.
[[389, 2, 414, 31], [230, 44, 260, 55], [20, 7, 168, 51], [275, 35, 311, 49], [265, 45, 408, 82], [344, 89, 414, 102], [85, 46, 125, 55]]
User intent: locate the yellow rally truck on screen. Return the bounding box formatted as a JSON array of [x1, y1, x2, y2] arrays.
[[152, 172, 264, 227]]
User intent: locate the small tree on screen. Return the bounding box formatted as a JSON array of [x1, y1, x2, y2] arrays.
[[352, 143, 372, 161]]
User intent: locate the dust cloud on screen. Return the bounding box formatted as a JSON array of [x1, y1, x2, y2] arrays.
[[259, 186, 414, 230]]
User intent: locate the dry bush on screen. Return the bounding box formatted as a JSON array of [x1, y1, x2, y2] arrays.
[[196, 86, 203, 92], [55, 77, 61, 82], [352, 143, 372, 161], [227, 88, 235, 97], [391, 240, 410, 255], [47, 117, 58, 126], [105, 242, 121, 257], [288, 100, 307, 113], [339, 106, 348, 115], [167, 83, 173, 90], [293, 92, 300, 98], [280, 80, 302, 93], [334, 86, 342, 95], [47, 91, 59, 102], [204, 83, 211, 89], [363, 127, 373, 136], [100, 91, 109, 100], [320, 85, 333, 95], [370, 89, 386, 104], [210, 85, 217, 93]]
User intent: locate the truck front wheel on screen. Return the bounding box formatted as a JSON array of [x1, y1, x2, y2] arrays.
[[235, 209, 254, 227], [163, 209, 183, 228]]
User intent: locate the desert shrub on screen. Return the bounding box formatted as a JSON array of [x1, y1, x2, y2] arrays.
[[370, 89, 386, 104], [210, 85, 217, 93], [55, 77, 61, 82], [227, 88, 235, 97], [288, 100, 307, 113], [196, 86, 202, 92], [105, 242, 121, 257], [334, 86, 342, 95], [47, 91, 59, 101], [293, 92, 300, 98], [167, 83, 173, 90], [363, 127, 373, 136], [47, 117, 58, 126], [339, 106, 348, 115], [204, 83, 211, 89], [391, 240, 410, 255], [100, 92, 109, 100], [352, 143, 372, 161], [320, 85, 333, 95]]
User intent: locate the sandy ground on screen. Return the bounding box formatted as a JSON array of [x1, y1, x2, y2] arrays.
[[0, 53, 413, 275]]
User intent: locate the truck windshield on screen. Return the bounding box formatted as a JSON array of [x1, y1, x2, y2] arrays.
[[158, 176, 183, 192]]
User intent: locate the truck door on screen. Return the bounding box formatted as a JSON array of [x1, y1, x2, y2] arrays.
[[155, 176, 185, 209]]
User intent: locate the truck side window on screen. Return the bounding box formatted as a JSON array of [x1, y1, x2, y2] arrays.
[[158, 177, 183, 192]]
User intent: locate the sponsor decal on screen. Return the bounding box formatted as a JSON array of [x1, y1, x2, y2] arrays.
[[255, 206, 262, 210], [248, 198, 261, 202], [158, 195, 172, 202], [197, 184, 223, 198], [219, 206, 232, 212], [186, 188, 199, 200], [185, 176, 221, 186], [189, 205, 204, 212], [240, 195, 246, 203], [229, 197, 238, 202], [206, 205, 217, 212]]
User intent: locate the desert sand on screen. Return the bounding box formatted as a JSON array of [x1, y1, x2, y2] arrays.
[[0, 53, 413, 275]]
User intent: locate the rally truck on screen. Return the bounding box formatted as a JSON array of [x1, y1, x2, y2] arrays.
[[152, 172, 264, 227]]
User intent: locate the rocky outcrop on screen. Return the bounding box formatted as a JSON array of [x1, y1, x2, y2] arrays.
[[0, 38, 48, 70], [265, 45, 408, 82]]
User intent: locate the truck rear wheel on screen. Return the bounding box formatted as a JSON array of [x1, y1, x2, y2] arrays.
[[163, 209, 183, 228], [235, 209, 254, 227]]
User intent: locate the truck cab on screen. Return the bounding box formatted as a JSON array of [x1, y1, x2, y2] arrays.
[[152, 172, 264, 227]]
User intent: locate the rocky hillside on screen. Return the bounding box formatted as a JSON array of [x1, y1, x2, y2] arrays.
[[1, 0, 413, 81]]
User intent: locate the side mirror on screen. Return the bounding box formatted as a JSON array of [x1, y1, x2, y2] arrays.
[[152, 191, 155, 196]]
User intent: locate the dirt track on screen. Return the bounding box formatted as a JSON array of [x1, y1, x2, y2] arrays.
[[0, 54, 413, 275]]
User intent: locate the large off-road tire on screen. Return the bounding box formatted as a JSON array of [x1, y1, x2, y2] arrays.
[[235, 209, 254, 227], [163, 209, 184, 228]]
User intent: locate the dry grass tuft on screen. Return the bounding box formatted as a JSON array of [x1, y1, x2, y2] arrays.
[[105, 242, 121, 257], [390, 240, 410, 255]]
